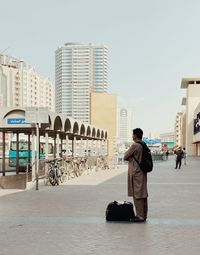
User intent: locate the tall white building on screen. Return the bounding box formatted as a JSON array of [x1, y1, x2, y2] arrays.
[[55, 43, 108, 122], [0, 54, 54, 110], [117, 108, 133, 144]]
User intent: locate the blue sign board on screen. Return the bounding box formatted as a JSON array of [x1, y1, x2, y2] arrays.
[[7, 118, 28, 124], [143, 137, 161, 145]]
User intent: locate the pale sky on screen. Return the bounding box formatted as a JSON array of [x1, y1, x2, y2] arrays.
[[1, 0, 200, 136]]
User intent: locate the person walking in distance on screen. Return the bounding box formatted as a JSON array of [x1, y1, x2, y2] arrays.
[[182, 147, 187, 165], [124, 128, 148, 223], [166, 150, 169, 160], [175, 147, 184, 169]]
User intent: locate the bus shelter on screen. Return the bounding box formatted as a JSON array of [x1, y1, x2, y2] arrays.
[[0, 107, 108, 181]]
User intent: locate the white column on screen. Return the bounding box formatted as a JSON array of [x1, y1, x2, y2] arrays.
[[80, 138, 83, 156], [102, 140, 106, 156], [86, 139, 89, 156], [56, 133, 60, 158], [98, 140, 101, 156], [99, 140, 103, 156], [45, 132, 48, 160], [103, 140, 107, 156], [103, 140, 105, 155], [31, 130, 36, 181], [36, 123, 40, 190], [2, 132, 5, 176], [74, 137, 76, 157], [91, 140, 93, 156], [97, 140, 100, 156], [94, 140, 97, 156], [106, 140, 109, 156], [65, 135, 69, 154], [61, 139, 63, 153]]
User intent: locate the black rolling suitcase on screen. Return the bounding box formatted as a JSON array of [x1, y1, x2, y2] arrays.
[[106, 201, 135, 221]]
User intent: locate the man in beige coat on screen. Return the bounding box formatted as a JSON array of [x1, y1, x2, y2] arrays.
[[124, 128, 148, 222]]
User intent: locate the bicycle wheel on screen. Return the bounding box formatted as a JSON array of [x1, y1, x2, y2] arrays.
[[79, 165, 85, 176], [59, 167, 65, 183], [66, 163, 75, 179], [74, 165, 79, 177], [55, 176, 59, 185], [69, 166, 76, 179], [48, 169, 56, 186]]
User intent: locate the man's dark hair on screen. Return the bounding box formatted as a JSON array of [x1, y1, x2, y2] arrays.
[[133, 128, 143, 139]]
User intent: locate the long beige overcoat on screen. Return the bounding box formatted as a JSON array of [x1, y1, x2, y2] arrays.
[[124, 142, 148, 199]]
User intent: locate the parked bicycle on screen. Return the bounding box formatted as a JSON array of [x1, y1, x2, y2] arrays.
[[72, 158, 80, 177], [95, 156, 110, 171], [59, 156, 76, 181], [79, 157, 89, 175], [47, 159, 62, 186], [59, 156, 90, 182]]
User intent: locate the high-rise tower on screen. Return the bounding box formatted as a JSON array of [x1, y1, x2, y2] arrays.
[[55, 43, 108, 122]]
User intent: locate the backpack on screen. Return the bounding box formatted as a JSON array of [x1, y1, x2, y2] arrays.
[[132, 141, 153, 174]]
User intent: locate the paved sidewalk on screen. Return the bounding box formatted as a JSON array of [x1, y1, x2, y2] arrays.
[[0, 156, 200, 255], [0, 189, 23, 197]]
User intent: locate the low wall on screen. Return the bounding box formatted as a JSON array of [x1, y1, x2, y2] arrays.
[[0, 173, 31, 189]]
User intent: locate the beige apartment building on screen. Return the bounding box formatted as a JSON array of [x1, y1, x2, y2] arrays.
[[0, 54, 54, 110], [0, 54, 54, 155], [181, 78, 200, 156], [90, 92, 117, 157]]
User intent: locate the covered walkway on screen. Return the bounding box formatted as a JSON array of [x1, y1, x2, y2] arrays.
[[0, 107, 108, 181]]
